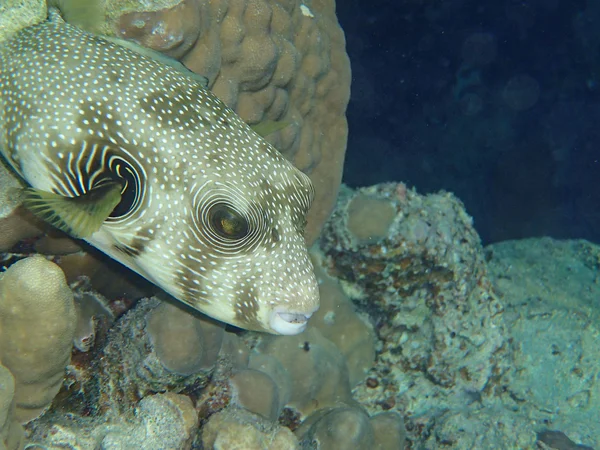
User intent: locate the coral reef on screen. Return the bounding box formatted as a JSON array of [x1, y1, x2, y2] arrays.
[[95, 297, 228, 416], [320, 183, 510, 445], [2, 2, 599, 446], [10, 3, 577, 446], [12, 180, 595, 448], [321, 183, 508, 392], [7, 161, 596, 448], [11, 248, 403, 449]]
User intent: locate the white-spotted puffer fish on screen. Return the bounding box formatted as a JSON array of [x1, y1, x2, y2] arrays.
[[0, 10, 320, 335]]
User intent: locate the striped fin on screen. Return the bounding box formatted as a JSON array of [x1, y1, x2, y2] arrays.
[[22, 182, 122, 238]]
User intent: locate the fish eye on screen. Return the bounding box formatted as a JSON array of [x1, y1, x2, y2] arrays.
[[208, 204, 249, 240]]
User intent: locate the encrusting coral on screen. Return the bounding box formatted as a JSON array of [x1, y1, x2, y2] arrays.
[[321, 183, 508, 393], [99, 392, 199, 449], [9, 249, 404, 449], [320, 183, 508, 444]]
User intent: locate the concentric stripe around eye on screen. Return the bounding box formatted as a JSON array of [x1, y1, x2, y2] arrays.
[[190, 181, 269, 256]]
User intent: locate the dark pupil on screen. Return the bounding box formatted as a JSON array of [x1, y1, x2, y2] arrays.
[[211, 205, 249, 239], [109, 164, 137, 218]]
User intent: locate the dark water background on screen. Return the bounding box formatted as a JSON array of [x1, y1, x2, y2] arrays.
[[337, 0, 600, 245]]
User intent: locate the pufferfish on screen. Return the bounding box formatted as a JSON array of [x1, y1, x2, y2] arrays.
[[0, 9, 320, 335]]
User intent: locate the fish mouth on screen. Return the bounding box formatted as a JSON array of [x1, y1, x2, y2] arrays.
[[269, 309, 314, 335]]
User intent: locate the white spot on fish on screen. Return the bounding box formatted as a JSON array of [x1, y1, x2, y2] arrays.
[[0, 9, 319, 335]]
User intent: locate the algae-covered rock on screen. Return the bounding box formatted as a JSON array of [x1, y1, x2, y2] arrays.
[[98, 298, 226, 415], [100, 392, 198, 450], [201, 407, 298, 450]]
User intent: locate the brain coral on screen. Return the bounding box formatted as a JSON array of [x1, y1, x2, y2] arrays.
[[98, 0, 351, 243]]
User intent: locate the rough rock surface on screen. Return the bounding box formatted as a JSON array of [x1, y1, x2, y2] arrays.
[[321, 183, 509, 395], [321, 183, 511, 447], [485, 238, 600, 449]]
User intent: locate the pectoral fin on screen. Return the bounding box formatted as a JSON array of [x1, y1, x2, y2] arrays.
[[22, 182, 122, 238]]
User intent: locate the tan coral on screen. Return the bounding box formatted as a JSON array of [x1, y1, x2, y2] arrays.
[[0, 365, 24, 450], [0, 0, 47, 44], [309, 252, 376, 387], [295, 407, 406, 450], [255, 327, 354, 417], [0, 256, 77, 423], [295, 406, 375, 449], [84, 0, 351, 244], [229, 369, 280, 421], [146, 301, 225, 375], [108, 0, 202, 59]]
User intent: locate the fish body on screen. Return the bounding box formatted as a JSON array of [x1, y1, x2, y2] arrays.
[[0, 11, 319, 334]]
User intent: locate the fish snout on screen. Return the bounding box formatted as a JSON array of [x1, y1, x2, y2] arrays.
[[269, 307, 317, 335]]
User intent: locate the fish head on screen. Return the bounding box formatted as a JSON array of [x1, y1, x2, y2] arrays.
[[91, 140, 320, 335]]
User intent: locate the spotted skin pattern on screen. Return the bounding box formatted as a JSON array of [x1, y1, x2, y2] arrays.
[[0, 11, 320, 334]]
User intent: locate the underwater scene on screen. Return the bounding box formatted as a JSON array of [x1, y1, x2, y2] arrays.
[[0, 0, 597, 449]]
